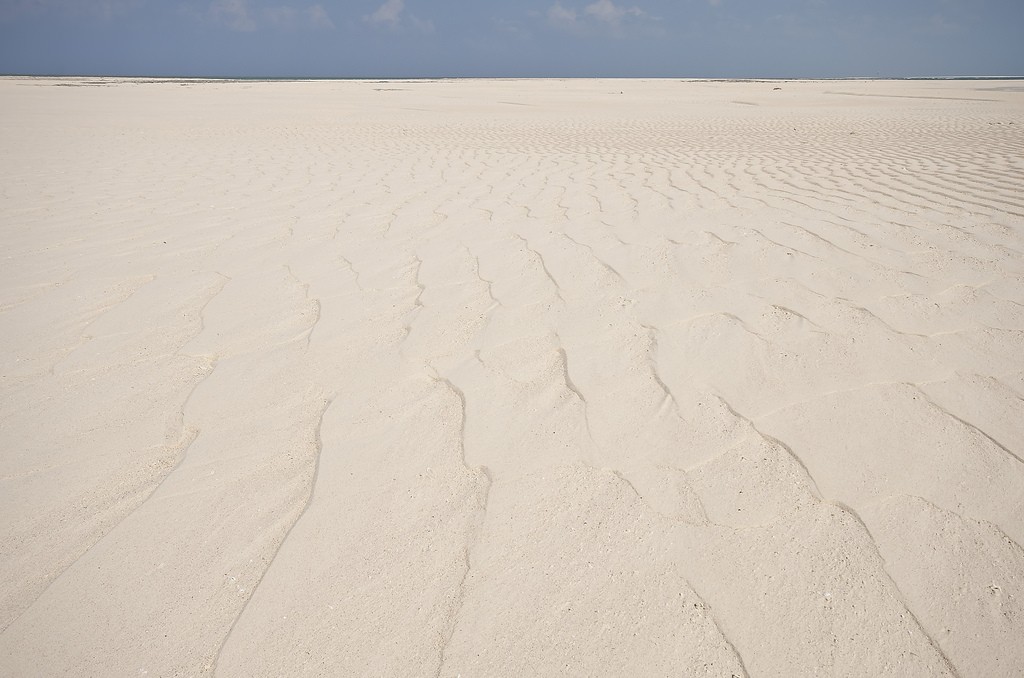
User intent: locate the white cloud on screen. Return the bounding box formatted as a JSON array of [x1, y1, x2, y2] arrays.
[[191, 1, 332, 31], [306, 3, 333, 29], [545, 0, 651, 33], [209, 0, 255, 31], [366, 0, 403, 25], [263, 4, 296, 25], [261, 2, 333, 29], [584, 0, 644, 24], [547, 2, 576, 25], [364, 0, 432, 33], [0, 0, 141, 21]]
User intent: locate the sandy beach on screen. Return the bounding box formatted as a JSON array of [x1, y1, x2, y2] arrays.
[[1, 77, 1022, 676]]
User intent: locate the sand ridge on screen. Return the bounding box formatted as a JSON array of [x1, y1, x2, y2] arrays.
[[1, 77, 1023, 676]]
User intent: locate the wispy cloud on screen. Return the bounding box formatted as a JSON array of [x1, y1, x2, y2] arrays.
[[306, 3, 332, 29], [364, 0, 433, 33], [0, 0, 143, 21], [262, 3, 333, 29], [584, 0, 644, 25], [365, 0, 402, 26], [209, 0, 255, 31], [193, 0, 333, 31], [544, 0, 653, 35], [546, 2, 576, 27]]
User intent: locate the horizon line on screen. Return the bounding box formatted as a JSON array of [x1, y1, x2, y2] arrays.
[[3, 73, 1023, 82]]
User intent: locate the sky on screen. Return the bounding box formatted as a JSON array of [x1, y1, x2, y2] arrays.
[[0, 0, 1022, 78]]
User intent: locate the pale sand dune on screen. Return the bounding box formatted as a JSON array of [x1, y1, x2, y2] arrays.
[[1, 77, 1022, 676]]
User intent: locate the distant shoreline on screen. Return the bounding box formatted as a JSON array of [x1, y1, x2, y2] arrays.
[[2, 74, 1023, 83]]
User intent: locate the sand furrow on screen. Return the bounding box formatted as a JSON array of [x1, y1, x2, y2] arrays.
[[830, 499, 965, 678], [861, 494, 1024, 675], [427, 372, 493, 678], [511, 233, 566, 303], [910, 384, 1024, 467], [210, 395, 335, 674]]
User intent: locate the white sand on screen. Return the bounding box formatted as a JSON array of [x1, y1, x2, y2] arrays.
[[1, 77, 1022, 676]]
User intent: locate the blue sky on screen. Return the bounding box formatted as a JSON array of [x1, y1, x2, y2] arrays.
[[1, 0, 1021, 77]]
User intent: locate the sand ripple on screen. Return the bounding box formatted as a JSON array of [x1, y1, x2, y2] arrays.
[[1, 77, 1022, 677]]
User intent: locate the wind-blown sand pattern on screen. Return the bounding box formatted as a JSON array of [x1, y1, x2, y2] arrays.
[[1, 77, 1023, 676]]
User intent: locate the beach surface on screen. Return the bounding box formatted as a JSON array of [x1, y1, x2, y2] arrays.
[[1, 77, 1023, 676]]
